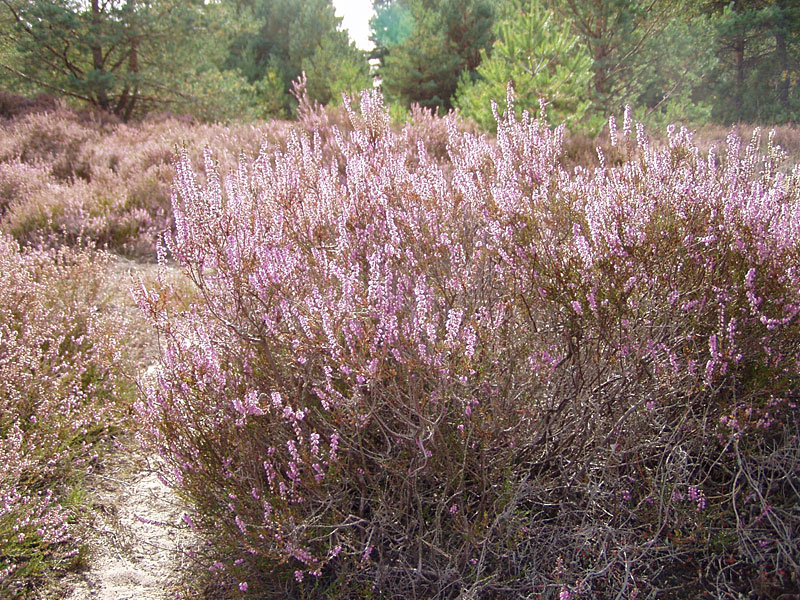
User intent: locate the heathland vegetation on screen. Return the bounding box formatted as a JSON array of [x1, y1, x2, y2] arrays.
[[0, 0, 799, 598]]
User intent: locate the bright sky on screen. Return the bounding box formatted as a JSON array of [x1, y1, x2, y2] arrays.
[[331, 0, 375, 51]]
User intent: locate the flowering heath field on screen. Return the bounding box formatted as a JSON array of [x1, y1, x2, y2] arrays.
[[0, 107, 288, 257], [0, 237, 125, 595], [134, 89, 800, 598]]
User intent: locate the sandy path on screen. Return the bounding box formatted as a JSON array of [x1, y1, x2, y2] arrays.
[[59, 256, 199, 600], [62, 450, 197, 600]]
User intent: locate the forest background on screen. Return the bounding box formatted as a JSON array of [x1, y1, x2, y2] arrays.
[[1, 0, 798, 129]]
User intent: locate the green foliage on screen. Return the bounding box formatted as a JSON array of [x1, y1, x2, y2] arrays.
[[540, 0, 800, 127], [292, 0, 371, 105], [370, 0, 415, 48], [545, 0, 694, 114], [0, 0, 372, 120], [0, 0, 258, 121], [251, 70, 291, 119], [454, 1, 592, 130], [374, 0, 494, 112], [379, 5, 462, 110], [705, 0, 800, 124], [225, 0, 370, 115], [632, 12, 717, 127]]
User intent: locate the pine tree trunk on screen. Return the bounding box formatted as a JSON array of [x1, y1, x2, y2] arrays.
[[775, 25, 790, 113], [735, 36, 745, 121], [91, 0, 110, 111]]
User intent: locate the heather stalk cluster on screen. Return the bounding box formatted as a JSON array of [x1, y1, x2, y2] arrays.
[[0, 108, 288, 256], [138, 91, 799, 598], [0, 236, 124, 594]]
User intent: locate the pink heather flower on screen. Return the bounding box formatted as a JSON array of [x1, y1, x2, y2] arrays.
[[464, 326, 477, 358], [294, 570, 304, 582], [329, 433, 339, 461], [708, 334, 719, 358], [239, 582, 248, 591], [622, 104, 632, 138], [704, 359, 716, 383], [445, 308, 463, 343], [362, 545, 374, 562], [130, 86, 800, 600], [689, 487, 707, 510], [745, 267, 756, 288], [608, 115, 618, 146], [587, 291, 597, 313]]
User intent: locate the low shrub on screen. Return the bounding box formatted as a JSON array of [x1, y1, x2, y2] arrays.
[[0, 87, 484, 259], [0, 105, 296, 256], [2, 172, 170, 256], [565, 118, 800, 173], [137, 90, 800, 598], [0, 236, 125, 596], [0, 161, 53, 219], [0, 110, 107, 182], [0, 91, 61, 121]]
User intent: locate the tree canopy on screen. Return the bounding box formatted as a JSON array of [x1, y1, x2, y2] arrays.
[[704, 0, 800, 123], [373, 0, 800, 128], [372, 0, 495, 112], [0, 0, 371, 120], [1, 0, 798, 125], [454, 0, 593, 130], [226, 0, 371, 115], [0, 0, 259, 120]]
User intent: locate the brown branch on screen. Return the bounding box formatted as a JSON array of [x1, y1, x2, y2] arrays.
[[0, 62, 95, 103], [1, 0, 86, 78]]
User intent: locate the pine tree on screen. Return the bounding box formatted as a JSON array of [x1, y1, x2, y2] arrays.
[[705, 0, 800, 123], [454, 0, 593, 130], [0, 0, 252, 120], [373, 0, 494, 112], [225, 0, 370, 113], [544, 0, 690, 114]]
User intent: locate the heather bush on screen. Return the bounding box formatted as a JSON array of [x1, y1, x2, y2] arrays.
[[0, 108, 287, 256], [2, 176, 151, 254], [0, 236, 126, 595], [401, 103, 479, 165], [0, 110, 107, 182], [137, 90, 800, 598], [0, 85, 485, 258], [0, 91, 61, 121], [564, 120, 800, 173], [0, 161, 52, 219]]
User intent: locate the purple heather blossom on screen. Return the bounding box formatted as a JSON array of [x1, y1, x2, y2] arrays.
[[130, 86, 800, 598]]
